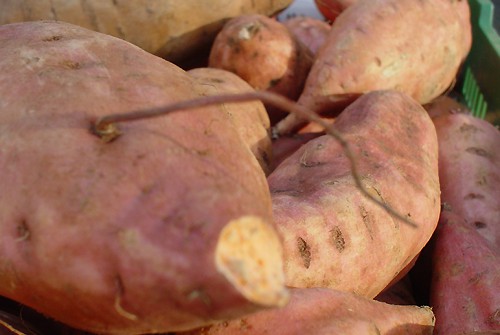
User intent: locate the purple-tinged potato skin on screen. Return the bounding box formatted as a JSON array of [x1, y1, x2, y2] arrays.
[[0, 21, 288, 335], [269, 90, 441, 298], [432, 113, 500, 251], [181, 287, 435, 335], [430, 210, 500, 334]]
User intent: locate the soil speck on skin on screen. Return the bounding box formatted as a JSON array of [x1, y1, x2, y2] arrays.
[[42, 35, 63, 42], [297, 237, 311, 269], [474, 221, 487, 229]]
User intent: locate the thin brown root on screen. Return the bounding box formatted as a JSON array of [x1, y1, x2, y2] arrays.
[[92, 91, 417, 228]]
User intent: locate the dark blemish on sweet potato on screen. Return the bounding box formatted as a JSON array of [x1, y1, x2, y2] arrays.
[[487, 309, 500, 326], [269, 78, 282, 88], [16, 219, 30, 242], [464, 193, 485, 200], [331, 226, 345, 252], [466, 147, 492, 159], [459, 123, 479, 133], [474, 221, 487, 229], [360, 206, 374, 240], [42, 35, 63, 42], [239, 319, 252, 331], [297, 237, 311, 269], [60, 60, 81, 70]]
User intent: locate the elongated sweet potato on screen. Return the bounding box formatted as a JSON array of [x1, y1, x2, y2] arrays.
[[0, 21, 289, 334], [269, 90, 440, 298], [181, 287, 435, 335], [275, 0, 472, 135], [0, 0, 292, 62], [432, 112, 500, 251], [187, 67, 272, 174], [208, 14, 314, 123], [430, 210, 500, 334]]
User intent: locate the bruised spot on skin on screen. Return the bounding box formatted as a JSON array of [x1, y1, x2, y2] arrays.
[[297, 237, 311, 269], [466, 147, 492, 159]]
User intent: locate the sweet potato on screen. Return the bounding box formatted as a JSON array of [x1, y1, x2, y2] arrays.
[[0, 0, 292, 62], [314, 0, 357, 22], [275, 0, 472, 135], [0, 21, 289, 334], [283, 16, 331, 55], [268, 90, 441, 298], [181, 287, 435, 335], [430, 210, 500, 334], [187, 67, 272, 174], [432, 112, 500, 251], [208, 14, 314, 123]]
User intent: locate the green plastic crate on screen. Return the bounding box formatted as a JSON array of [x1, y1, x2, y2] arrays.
[[460, 0, 500, 124]]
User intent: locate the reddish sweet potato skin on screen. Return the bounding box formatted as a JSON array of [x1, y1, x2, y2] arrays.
[[433, 113, 500, 251], [283, 16, 331, 55], [275, 0, 472, 135], [208, 14, 314, 123], [0, 21, 287, 334], [430, 210, 500, 334], [268, 90, 441, 298], [181, 287, 435, 335]]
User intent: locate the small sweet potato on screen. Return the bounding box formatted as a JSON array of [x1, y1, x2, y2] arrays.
[[208, 14, 314, 123], [268, 90, 441, 298], [181, 287, 435, 335], [430, 210, 500, 334], [283, 16, 331, 55], [0, 21, 288, 334], [314, 0, 357, 22], [275, 0, 472, 135]]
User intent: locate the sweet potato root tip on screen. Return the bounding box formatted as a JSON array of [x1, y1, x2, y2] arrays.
[[215, 216, 289, 307]]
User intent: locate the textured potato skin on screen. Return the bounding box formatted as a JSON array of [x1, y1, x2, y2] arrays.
[[0, 21, 288, 334], [430, 210, 500, 334], [432, 113, 500, 251], [283, 16, 331, 55], [268, 90, 441, 298], [187, 67, 272, 174], [182, 287, 435, 335], [0, 0, 292, 61]]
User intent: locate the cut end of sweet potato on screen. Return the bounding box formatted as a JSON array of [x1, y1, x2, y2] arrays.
[[215, 216, 289, 308]]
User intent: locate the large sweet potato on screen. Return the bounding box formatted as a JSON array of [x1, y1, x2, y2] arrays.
[[0, 0, 292, 62], [269, 90, 441, 298], [187, 67, 272, 174], [181, 287, 435, 335], [0, 21, 289, 334], [275, 0, 472, 135]]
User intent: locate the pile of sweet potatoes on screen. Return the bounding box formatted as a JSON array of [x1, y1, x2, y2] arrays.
[[1, 0, 495, 334]]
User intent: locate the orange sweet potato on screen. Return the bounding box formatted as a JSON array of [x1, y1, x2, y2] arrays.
[[181, 287, 435, 335], [0, 21, 288, 334], [275, 0, 472, 135], [268, 90, 441, 298]]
